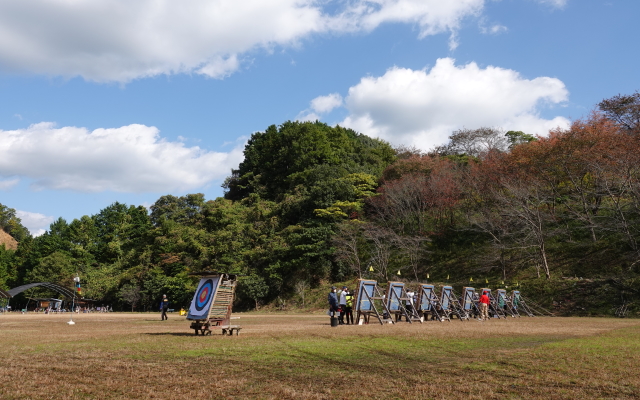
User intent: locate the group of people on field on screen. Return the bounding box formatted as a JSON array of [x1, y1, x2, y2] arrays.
[[327, 286, 354, 325], [328, 286, 495, 324]]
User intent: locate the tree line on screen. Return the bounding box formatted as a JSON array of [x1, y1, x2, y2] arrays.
[[1, 91, 639, 312]]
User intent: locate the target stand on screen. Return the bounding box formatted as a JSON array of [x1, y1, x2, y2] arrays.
[[354, 279, 394, 325], [416, 284, 444, 322], [385, 282, 422, 323], [187, 272, 240, 336]]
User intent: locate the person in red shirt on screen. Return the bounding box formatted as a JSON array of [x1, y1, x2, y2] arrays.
[[478, 292, 490, 321]]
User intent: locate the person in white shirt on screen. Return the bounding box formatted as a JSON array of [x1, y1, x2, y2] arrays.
[[405, 290, 415, 319], [338, 286, 348, 325]]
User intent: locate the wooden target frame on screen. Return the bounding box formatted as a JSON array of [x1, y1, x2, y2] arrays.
[[496, 289, 517, 317], [385, 282, 422, 323], [187, 272, 240, 335], [354, 279, 393, 325], [416, 284, 446, 322]]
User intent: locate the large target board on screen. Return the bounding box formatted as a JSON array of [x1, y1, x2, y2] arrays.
[[440, 286, 453, 310], [418, 284, 435, 311], [497, 289, 507, 308], [187, 276, 221, 320], [462, 287, 475, 311], [386, 282, 404, 311], [512, 290, 520, 308], [355, 279, 377, 312]]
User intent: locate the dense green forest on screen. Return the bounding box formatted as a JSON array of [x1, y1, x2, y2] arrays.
[[1, 92, 640, 315]]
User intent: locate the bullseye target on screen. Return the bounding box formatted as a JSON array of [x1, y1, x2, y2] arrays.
[[187, 276, 220, 320], [195, 279, 214, 311]]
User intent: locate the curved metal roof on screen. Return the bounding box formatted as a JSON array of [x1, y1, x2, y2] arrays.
[[0, 288, 10, 299], [7, 282, 75, 298]]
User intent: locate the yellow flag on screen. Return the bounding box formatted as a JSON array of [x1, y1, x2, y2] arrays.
[[426, 273, 430, 279], [485, 278, 488, 284], [369, 265, 374, 272], [397, 270, 401, 276], [447, 274, 450, 280], [469, 277, 473, 282]]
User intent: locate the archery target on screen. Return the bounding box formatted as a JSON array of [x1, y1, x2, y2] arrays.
[[420, 285, 434, 311], [195, 280, 213, 310], [387, 283, 403, 311], [187, 276, 220, 320], [355, 280, 376, 312]]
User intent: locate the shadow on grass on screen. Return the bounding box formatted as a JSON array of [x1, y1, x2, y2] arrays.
[[145, 332, 199, 337], [140, 319, 187, 322]]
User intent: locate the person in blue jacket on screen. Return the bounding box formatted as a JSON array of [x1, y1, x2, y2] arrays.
[[160, 294, 170, 321], [328, 286, 339, 326]]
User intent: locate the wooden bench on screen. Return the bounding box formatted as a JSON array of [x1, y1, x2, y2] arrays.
[[190, 321, 242, 336], [221, 325, 242, 336]]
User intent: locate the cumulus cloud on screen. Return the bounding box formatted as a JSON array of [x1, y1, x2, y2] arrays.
[[0, 0, 486, 82], [15, 210, 55, 237], [0, 123, 244, 192], [311, 93, 343, 113], [338, 58, 570, 150], [297, 93, 344, 121]]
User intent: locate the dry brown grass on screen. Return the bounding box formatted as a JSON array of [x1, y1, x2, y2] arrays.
[[0, 312, 639, 399], [0, 230, 17, 251]]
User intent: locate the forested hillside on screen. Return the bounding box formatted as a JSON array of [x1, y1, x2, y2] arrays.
[[2, 92, 640, 315]]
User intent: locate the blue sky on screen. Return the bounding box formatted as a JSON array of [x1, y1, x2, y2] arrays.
[[0, 0, 637, 235]]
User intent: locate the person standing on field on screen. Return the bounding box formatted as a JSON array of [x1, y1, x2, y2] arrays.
[[338, 286, 348, 325], [328, 286, 339, 326], [406, 290, 415, 317], [160, 294, 170, 321], [478, 291, 490, 321], [344, 288, 354, 325]]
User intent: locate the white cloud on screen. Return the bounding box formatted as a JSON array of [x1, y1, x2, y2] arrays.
[[338, 58, 570, 150], [0, 123, 244, 193], [296, 112, 323, 123], [311, 93, 343, 114], [0, 0, 487, 82], [330, 0, 484, 50], [297, 93, 344, 121], [15, 210, 55, 237], [534, 0, 568, 9], [479, 20, 507, 35], [196, 54, 241, 79], [0, 178, 19, 190]]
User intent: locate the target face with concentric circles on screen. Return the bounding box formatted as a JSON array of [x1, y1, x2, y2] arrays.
[[194, 279, 214, 312]]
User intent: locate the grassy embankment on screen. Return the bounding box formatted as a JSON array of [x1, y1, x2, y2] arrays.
[[0, 313, 639, 399]]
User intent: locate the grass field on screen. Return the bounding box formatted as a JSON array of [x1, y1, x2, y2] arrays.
[[0, 313, 639, 399]]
